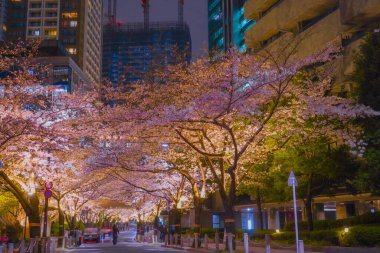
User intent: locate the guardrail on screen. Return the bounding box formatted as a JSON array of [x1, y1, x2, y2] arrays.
[[1, 237, 67, 253]]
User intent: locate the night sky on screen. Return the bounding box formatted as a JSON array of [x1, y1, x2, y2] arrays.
[[115, 0, 208, 58]]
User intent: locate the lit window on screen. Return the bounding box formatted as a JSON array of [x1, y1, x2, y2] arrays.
[[67, 48, 77, 55], [62, 12, 78, 18], [45, 29, 57, 36], [69, 21, 77, 27]]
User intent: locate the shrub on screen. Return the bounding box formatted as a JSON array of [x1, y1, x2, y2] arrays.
[[200, 228, 215, 238], [339, 225, 380, 247], [51, 222, 59, 236], [284, 212, 380, 231], [252, 229, 275, 239], [235, 229, 245, 240], [272, 230, 340, 245]]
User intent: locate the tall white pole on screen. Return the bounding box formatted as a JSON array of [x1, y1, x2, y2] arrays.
[[293, 184, 299, 253]]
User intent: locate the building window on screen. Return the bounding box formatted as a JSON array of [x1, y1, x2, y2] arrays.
[[241, 210, 254, 230], [69, 21, 77, 27], [28, 30, 40, 36], [45, 29, 57, 36], [212, 214, 220, 229], [67, 48, 77, 55], [62, 12, 78, 19]]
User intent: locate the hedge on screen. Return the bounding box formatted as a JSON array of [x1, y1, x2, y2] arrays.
[[252, 229, 276, 239], [256, 225, 380, 247], [284, 212, 380, 231], [339, 225, 380, 247]]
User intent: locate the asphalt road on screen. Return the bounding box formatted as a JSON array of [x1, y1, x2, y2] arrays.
[[64, 230, 184, 253]]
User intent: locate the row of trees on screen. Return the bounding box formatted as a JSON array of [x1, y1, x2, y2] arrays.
[[0, 32, 379, 243]]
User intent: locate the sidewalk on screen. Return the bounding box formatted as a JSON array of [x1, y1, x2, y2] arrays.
[[163, 243, 320, 253], [163, 243, 380, 253]]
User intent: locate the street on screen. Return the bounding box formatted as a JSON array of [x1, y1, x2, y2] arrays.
[[64, 230, 184, 253]]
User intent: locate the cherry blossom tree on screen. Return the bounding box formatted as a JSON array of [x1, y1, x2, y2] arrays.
[[88, 43, 379, 244]]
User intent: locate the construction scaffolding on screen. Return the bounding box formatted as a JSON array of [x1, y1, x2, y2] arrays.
[[102, 0, 191, 86]]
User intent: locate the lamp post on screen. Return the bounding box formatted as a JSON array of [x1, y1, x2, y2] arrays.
[[288, 171, 300, 253]]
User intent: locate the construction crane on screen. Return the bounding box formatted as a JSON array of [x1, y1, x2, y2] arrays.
[[141, 0, 149, 29], [107, 0, 117, 25], [178, 0, 184, 25]]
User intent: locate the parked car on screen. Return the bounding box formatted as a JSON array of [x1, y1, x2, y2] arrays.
[[83, 228, 100, 243]]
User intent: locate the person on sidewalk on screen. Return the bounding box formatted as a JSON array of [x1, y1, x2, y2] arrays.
[[112, 224, 119, 245], [75, 228, 82, 247]]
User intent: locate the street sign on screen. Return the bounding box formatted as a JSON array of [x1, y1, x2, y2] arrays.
[[45, 181, 53, 190], [288, 171, 298, 186], [44, 189, 53, 199]]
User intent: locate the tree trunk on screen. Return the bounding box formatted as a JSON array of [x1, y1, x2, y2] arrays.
[[192, 195, 202, 247], [306, 173, 314, 231], [58, 199, 65, 247], [256, 190, 264, 230], [193, 196, 201, 234], [172, 208, 181, 234], [28, 193, 41, 238]]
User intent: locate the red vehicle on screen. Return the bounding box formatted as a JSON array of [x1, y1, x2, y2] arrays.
[[83, 228, 100, 243]]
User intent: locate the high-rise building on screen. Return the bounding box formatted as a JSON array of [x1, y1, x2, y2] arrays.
[[244, 0, 380, 92], [208, 0, 254, 54], [6, 0, 103, 83], [103, 22, 191, 85], [102, 0, 191, 86], [0, 0, 7, 41]]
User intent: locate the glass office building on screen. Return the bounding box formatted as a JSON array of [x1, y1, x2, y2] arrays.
[[208, 0, 254, 53], [103, 22, 191, 86]]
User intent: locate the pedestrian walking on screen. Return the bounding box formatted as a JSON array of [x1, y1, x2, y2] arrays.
[[75, 228, 82, 247], [112, 224, 119, 245]]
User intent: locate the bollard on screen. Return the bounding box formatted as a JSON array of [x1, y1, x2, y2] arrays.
[[51, 237, 57, 253], [19, 241, 25, 253], [187, 235, 191, 247], [227, 233, 233, 253], [41, 238, 46, 253], [299, 240, 304, 253], [244, 233, 249, 253], [174, 234, 178, 245], [194, 233, 199, 249], [8, 243, 14, 253], [170, 234, 173, 245], [180, 234, 184, 248], [265, 234, 271, 253], [165, 234, 169, 246], [204, 234, 208, 249], [215, 232, 219, 251]]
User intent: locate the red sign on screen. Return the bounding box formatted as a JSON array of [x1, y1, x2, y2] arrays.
[[44, 189, 53, 199], [45, 182, 53, 190]]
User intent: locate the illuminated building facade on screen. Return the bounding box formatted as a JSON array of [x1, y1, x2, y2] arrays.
[[208, 0, 254, 54], [103, 22, 191, 86], [6, 0, 103, 83]]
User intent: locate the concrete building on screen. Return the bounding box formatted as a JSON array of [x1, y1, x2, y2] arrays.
[[208, 0, 254, 54], [244, 0, 380, 92], [6, 0, 103, 83], [34, 39, 92, 93]]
